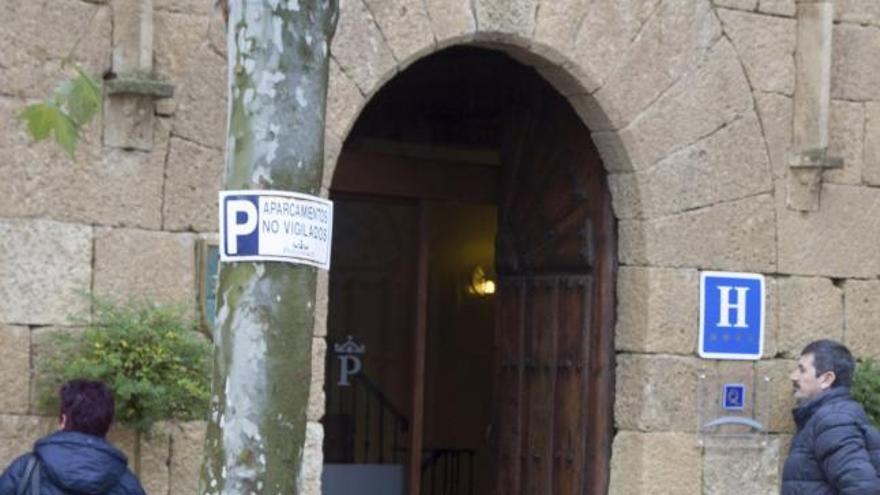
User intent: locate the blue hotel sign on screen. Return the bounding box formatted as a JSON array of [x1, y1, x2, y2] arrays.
[[699, 271, 765, 360]]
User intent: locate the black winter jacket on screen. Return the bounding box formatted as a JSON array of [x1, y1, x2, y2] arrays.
[[782, 387, 880, 494], [0, 430, 145, 495]]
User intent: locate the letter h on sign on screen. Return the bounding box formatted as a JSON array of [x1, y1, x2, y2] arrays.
[[699, 271, 765, 360]]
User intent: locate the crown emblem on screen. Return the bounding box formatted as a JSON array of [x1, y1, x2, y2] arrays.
[[334, 335, 365, 355]]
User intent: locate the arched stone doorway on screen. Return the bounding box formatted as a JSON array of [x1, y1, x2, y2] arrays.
[[322, 46, 615, 495]]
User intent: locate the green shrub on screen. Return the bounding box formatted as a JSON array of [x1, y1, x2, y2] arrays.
[[38, 298, 212, 433], [852, 359, 880, 429]]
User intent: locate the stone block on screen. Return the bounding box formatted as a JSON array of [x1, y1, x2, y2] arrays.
[[702, 436, 781, 495], [424, 0, 476, 45], [615, 354, 700, 432], [322, 130, 344, 194], [313, 269, 330, 338], [103, 94, 156, 151], [777, 276, 842, 358], [714, 0, 757, 9], [300, 421, 324, 495], [606, 173, 642, 221], [108, 424, 170, 495], [364, 0, 435, 65], [155, 0, 215, 15], [763, 277, 780, 359], [154, 11, 227, 149], [831, 23, 880, 102], [865, 103, 880, 186], [0, 219, 92, 326], [608, 431, 701, 495], [308, 337, 327, 421], [162, 137, 223, 232], [332, 0, 399, 96], [93, 228, 197, 306], [0, 326, 30, 414], [823, 100, 865, 185], [326, 58, 367, 141], [598, 39, 752, 173], [473, 0, 537, 39], [170, 421, 207, 495], [755, 92, 793, 179], [755, 359, 797, 433], [0, 99, 167, 229], [593, 0, 721, 130], [619, 194, 777, 272], [0, 1, 111, 98], [615, 267, 699, 355], [843, 280, 880, 359], [718, 9, 795, 95], [111, 0, 153, 73], [561, 0, 661, 100], [759, 0, 795, 16], [532, 0, 587, 67], [777, 184, 880, 278], [611, 113, 772, 219], [0, 415, 57, 469], [835, 0, 880, 25]]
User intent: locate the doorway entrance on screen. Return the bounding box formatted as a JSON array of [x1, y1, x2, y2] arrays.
[[322, 47, 616, 495]]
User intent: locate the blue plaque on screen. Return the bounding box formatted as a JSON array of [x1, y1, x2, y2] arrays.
[[723, 383, 746, 411], [699, 271, 765, 360]]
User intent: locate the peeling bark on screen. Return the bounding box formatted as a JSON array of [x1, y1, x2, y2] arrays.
[[200, 1, 338, 494]]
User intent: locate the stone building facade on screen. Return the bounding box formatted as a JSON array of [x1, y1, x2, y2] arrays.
[[3, 0, 880, 494]]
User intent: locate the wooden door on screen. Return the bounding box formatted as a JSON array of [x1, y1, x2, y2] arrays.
[[492, 81, 616, 495]]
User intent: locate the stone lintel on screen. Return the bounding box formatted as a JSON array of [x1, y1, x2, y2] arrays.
[[105, 72, 175, 98]]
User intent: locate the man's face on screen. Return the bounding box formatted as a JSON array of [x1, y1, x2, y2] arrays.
[[790, 353, 835, 401]]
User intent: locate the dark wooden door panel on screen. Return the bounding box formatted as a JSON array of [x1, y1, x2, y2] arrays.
[[554, 278, 592, 495], [494, 278, 525, 495], [493, 79, 614, 495], [522, 279, 558, 495]]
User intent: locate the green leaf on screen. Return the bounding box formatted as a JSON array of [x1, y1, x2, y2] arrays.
[[53, 109, 79, 158], [19, 102, 79, 157], [67, 68, 102, 127], [20, 103, 58, 141]]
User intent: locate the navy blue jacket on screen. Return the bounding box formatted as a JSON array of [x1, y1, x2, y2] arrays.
[[0, 430, 145, 494], [782, 387, 880, 494]]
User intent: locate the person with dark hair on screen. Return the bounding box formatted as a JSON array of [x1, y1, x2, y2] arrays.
[[782, 339, 880, 494], [0, 379, 145, 494]]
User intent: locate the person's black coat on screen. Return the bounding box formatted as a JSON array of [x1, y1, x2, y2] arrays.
[[0, 430, 145, 494], [782, 387, 880, 494]]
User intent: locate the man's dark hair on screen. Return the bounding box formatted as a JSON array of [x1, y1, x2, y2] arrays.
[[802, 339, 855, 389], [59, 379, 115, 437]]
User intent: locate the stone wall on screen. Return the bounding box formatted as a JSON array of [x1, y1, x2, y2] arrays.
[[3, 0, 880, 494], [0, 0, 222, 492]]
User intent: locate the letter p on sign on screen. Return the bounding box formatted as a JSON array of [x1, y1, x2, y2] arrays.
[[222, 195, 259, 257], [699, 271, 765, 360]]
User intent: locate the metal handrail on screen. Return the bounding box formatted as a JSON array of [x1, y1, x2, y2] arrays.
[[353, 373, 409, 431]]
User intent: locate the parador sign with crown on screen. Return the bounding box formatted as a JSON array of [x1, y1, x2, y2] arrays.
[[219, 190, 334, 269]]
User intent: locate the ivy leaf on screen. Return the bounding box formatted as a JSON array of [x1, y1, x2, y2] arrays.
[[19, 102, 79, 157], [20, 103, 57, 141], [53, 110, 79, 157], [19, 67, 102, 159], [66, 68, 102, 127]]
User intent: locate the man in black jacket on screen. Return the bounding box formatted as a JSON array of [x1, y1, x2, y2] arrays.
[[0, 379, 145, 494], [782, 339, 880, 494]]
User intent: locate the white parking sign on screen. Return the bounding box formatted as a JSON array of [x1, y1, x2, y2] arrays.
[[219, 190, 334, 269]]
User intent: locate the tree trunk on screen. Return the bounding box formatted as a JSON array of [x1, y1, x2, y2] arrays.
[[200, 1, 338, 494]]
